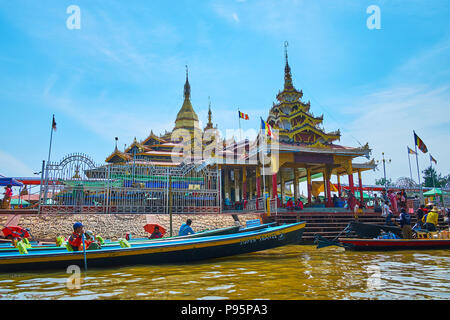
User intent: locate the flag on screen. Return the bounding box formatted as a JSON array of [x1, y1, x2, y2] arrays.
[[238, 111, 249, 120], [52, 115, 57, 131], [430, 154, 437, 165], [414, 131, 427, 153], [261, 118, 277, 139], [407, 147, 417, 155]]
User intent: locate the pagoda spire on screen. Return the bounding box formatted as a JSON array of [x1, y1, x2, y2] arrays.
[[284, 41, 293, 89], [184, 65, 191, 100], [205, 96, 214, 130]]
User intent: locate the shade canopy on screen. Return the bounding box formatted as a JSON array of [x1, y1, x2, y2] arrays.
[[423, 188, 449, 196], [10, 199, 30, 206], [0, 178, 23, 187]]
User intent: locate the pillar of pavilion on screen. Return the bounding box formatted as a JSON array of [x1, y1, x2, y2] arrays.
[[242, 167, 247, 201]]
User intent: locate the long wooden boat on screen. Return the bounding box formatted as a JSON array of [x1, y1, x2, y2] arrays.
[[0, 222, 305, 272], [0, 225, 244, 253], [347, 222, 402, 239], [339, 238, 450, 251]]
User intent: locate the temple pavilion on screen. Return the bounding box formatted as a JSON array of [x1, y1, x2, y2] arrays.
[[103, 47, 376, 209]]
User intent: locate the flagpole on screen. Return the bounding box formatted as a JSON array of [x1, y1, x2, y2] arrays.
[[47, 115, 55, 166], [407, 148, 413, 182], [413, 131, 423, 204], [43, 115, 55, 205], [238, 108, 242, 142], [430, 156, 436, 189]]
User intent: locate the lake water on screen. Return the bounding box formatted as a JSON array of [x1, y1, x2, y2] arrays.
[[0, 245, 449, 300]]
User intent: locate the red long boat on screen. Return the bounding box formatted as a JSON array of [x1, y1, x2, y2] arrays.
[[339, 238, 450, 251]]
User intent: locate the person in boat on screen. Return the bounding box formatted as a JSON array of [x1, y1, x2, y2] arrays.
[[179, 219, 195, 236], [149, 226, 163, 239], [397, 208, 413, 239], [68, 222, 92, 251], [414, 204, 426, 231], [423, 207, 439, 232]]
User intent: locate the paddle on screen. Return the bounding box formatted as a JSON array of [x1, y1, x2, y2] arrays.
[[81, 233, 88, 272]]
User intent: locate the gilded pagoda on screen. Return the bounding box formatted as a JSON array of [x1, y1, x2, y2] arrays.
[[103, 44, 376, 208]]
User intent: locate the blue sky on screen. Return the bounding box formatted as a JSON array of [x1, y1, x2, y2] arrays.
[[1, 0, 449, 186]]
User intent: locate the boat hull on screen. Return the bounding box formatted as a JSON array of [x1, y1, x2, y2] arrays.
[[0, 222, 305, 272], [340, 238, 450, 251]]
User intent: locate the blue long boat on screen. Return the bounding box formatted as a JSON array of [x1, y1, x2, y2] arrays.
[[0, 222, 305, 272]]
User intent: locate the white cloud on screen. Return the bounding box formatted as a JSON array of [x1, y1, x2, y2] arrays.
[[338, 84, 450, 185], [0, 150, 35, 177]]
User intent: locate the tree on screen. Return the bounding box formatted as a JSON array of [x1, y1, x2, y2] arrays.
[[422, 166, 450, 188], [375, 178, 392, 186]]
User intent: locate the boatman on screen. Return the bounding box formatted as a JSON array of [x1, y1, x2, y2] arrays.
[[423, 207, 439, 232], [179, 219, 195, 236], [397, 208, 413, 239], [68, 222, 92, 251]]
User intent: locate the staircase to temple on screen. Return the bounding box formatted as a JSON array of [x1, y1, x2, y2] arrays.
[[270, 209, 448, 244]]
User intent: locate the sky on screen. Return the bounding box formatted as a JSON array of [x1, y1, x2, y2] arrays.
[[0, 0, 449, 186]]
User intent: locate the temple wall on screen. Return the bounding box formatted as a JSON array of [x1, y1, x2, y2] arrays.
[[0, 213, 262, 242]]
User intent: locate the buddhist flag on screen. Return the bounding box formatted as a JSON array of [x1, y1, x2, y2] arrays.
[[430, 154, 437, 165], [407, 147, 417, 155], [261, 117, 276, 139], [52, 115, 57, 132], [414, 131, 427, 153], [238, 111, 249, 120]]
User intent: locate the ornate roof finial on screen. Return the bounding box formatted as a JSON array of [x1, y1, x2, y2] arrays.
[[205, 96, 214, 130], [184, 65, 191, 99], [284, 41, 293, 89], [114, 137, 118, 151]]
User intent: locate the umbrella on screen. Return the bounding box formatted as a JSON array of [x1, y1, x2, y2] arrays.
[[143, 223, 166, 236], [2, 226, 31, 238]]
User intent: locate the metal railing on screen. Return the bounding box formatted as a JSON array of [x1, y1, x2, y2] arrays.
[[39, 154, 221, 214]]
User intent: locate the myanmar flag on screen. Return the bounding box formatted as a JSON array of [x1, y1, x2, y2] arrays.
[[238, 111, 249, 120], [414, 131, 428, 154]]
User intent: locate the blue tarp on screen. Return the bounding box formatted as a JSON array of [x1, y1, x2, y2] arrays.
[[0, 178, 23, 187]]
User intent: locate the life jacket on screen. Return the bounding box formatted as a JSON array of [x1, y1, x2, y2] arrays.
[[16, 240, 28, 255], [119, 238, 131, 248]]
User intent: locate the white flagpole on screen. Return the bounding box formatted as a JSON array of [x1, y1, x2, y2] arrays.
[[407, 148, 413, 182], [43, 115, 55, 205]]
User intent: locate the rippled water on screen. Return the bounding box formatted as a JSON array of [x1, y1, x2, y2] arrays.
[[0, 246, 449, 300]]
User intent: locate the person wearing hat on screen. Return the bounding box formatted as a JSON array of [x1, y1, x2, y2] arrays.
[[68, 222, 92, 251], [423, 207, 439, 232]]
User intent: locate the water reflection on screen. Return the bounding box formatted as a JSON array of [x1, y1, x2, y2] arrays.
[[0, 246, 448, 300]]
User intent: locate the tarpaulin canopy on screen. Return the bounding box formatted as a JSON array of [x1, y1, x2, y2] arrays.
[[423, 188, 449, 196], [0, 178, 23, 187], [354, 191, 372, 200], [10, 199, 30, 206]]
